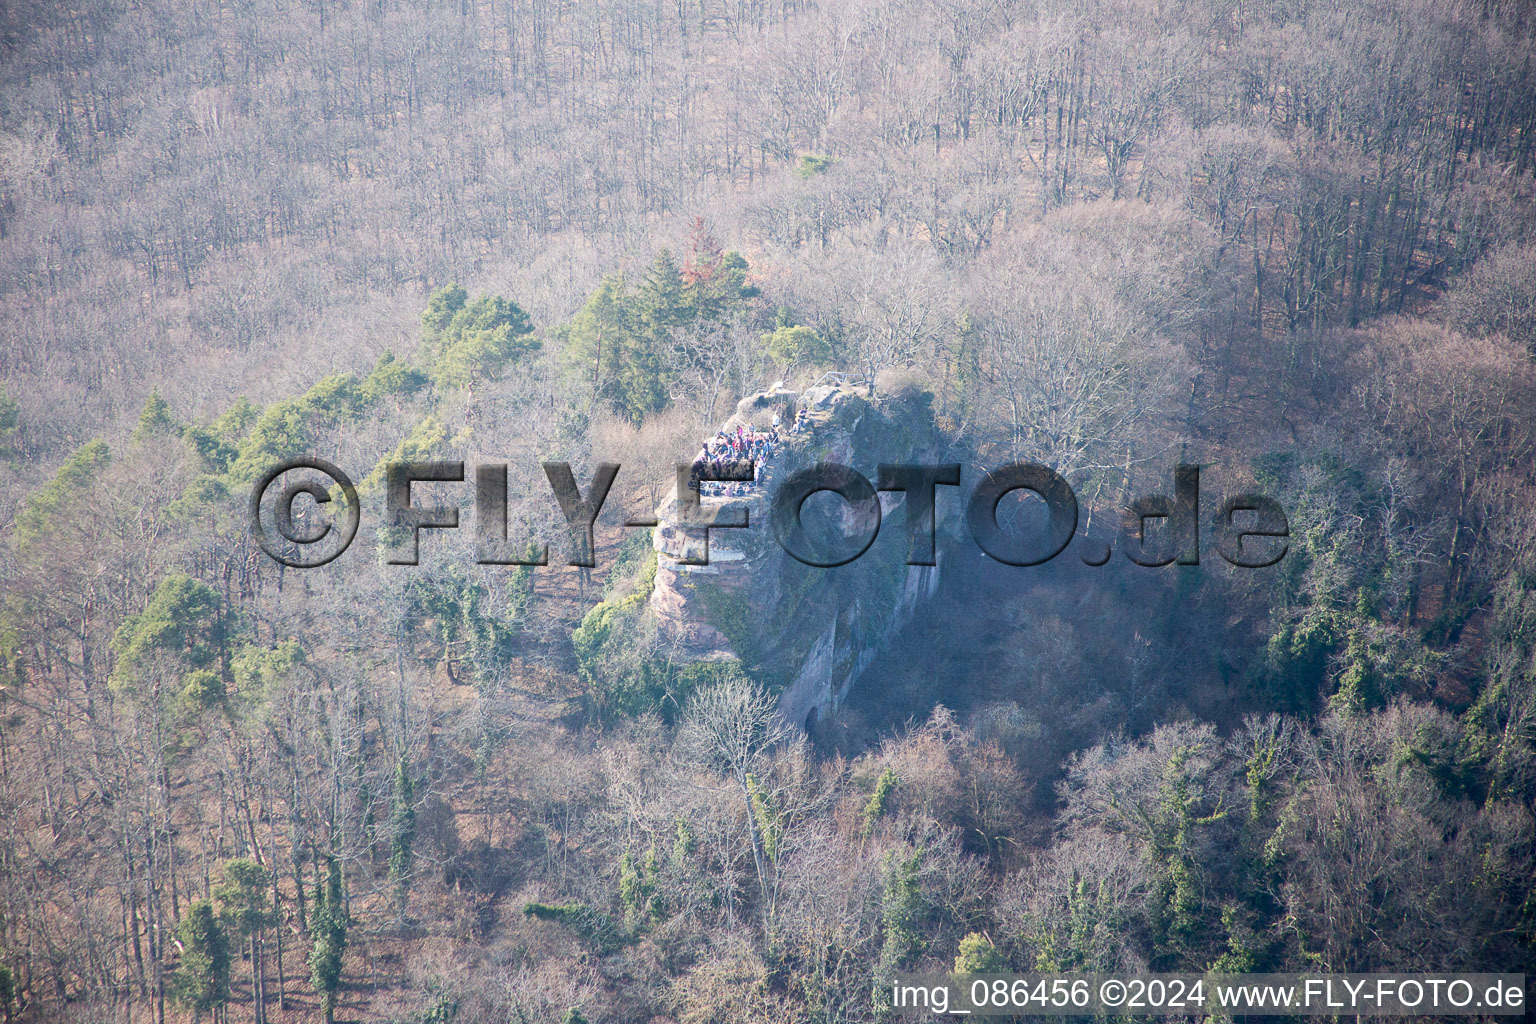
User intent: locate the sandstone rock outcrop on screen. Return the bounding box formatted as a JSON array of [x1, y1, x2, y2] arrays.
[[650, 381, 950, 728]]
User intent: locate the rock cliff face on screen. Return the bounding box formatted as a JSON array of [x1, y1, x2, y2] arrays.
[[650, 382, 949, 729]]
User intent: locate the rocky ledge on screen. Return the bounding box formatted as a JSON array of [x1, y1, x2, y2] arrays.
[[649, 380, 950, 729]]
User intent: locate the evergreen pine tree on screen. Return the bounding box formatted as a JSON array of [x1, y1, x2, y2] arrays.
[[431, 293, 539, 390], [637, 249, 688, 336], [564, 275, 631, 410], [420, 283, 468, 351], [132, 390, 180, 442], [564, 272, 673, 423]]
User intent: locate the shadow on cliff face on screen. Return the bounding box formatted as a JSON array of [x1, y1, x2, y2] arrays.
[[812, 525, 1265, 810]]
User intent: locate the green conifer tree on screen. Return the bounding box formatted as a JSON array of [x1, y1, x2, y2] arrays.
[[420, 283, 468, 350], [132, 391, 180, 442]]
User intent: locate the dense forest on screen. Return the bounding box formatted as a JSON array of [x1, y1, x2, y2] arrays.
[[2, 0, 1535, 1020]]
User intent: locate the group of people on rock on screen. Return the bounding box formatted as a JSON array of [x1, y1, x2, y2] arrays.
[[689, 420, 789, 497]]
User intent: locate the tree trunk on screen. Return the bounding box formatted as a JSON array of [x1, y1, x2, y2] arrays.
[[250, 932, 263, 1024]]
